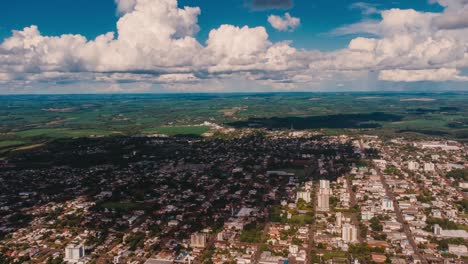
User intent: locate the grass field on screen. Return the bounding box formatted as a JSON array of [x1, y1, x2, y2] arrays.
[[0, 140, 26, 148], [143, 126, 211, 136], [0, 92, 467, 142], [15, 128, 122, 138]]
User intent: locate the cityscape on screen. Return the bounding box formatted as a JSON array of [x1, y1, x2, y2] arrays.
[[0, 128, 467, 264], [1, 0, 468, 263]]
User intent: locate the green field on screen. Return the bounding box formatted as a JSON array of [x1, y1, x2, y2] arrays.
[[14, 128, 122, 138], [0, 140, 26, 148], [143, 125, 211, 136], [0, 92, 467, 145]]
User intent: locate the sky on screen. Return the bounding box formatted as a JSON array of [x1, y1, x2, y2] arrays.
[[0, 0, 467, 94]]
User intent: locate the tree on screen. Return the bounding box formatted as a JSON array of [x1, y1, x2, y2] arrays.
[[370, 217, 383, 232]]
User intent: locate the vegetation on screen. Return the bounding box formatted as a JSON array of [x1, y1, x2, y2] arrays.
[[125, 232, 146, 251], [240, 222, 264, 243], [1, 93, 468, 156], [447, 168, 468, 181], [425, 217, 459, 231], [370, 217, 383, 232]]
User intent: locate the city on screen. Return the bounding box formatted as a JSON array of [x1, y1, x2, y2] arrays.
[[1, 0, 468, 263], [0, 130, 467, 263]]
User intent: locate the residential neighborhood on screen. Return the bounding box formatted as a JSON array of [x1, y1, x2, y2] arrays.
[[0, 131, 467, 264]]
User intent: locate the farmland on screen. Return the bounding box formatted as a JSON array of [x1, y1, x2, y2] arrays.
[[1, 92, 467, 154]]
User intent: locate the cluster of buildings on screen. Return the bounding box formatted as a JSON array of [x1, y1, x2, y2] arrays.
[[0, 132, 466, 264]]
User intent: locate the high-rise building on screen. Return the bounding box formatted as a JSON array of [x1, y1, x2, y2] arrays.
[[342, 223, 358, 242], [317, 192, 330, 212], [64, 243, 85, 263], [382, 196, 394, 211], [319, 179, 330, 189], [336, 212, 343, 227], [424, 162, 435, 172], [190, 232, 207, 248], [408, 161, 419, 171], [317, 180, 331, 212], [296, 191, 312, 203]]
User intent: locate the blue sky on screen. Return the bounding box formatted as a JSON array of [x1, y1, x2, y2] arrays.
[[0, 0, 443, 50], [0, 0, 466, 93]]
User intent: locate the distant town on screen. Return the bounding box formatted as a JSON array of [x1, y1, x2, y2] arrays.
[[0, 129, 467, 264]]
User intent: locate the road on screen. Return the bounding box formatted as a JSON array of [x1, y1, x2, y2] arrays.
[[346, 175, 364, 244], [378, 169, 428, 264], [252, 222, 270, 263], [306, 181, 318, 264]]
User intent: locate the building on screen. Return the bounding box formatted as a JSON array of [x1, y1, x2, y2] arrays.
[[408, 161, 419, 171], [423, 162, 435, 172], [382, 197, 394, 211], [296, 191, 312, 203], [319, 179, 330, 189], [289, 245, 299, 254], [317, 180, 331, 212], [448, 244, 468, 256], [64, 244, 86, 264], [434, 224, 468, 239], [258, 251, 285, 264], [317, 192, 330, 212], [336, 212, 343, 227], [145, 251, 175, 264], [190, 232, 207, 248], [361, 211, 374, 221], [342, 223, 358, 243]]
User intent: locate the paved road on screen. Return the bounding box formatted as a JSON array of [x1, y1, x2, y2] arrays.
[[307, 181, 318, 264], [346, 175, 364, 244], [378, 170, 427, 264], [252, 222, 270, 264]]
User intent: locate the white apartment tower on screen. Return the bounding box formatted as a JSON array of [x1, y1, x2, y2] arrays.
[[342, 223, 358, 242], [296, 191, 312, 203], [319, 179, 330, 189], [382, 196, 394, 211], [64, 243, 85, 263], [190, 232, 207, 248], [336, 212, 343, 227], [317, 180, 331, 212], [424, 162, 435, 172], [408, 161, 419, 171]]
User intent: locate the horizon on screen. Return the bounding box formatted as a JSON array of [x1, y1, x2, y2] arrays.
[[1, 90, 468, 96]]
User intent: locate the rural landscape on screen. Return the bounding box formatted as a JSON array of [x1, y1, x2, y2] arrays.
[[1, 92, 467, 159]]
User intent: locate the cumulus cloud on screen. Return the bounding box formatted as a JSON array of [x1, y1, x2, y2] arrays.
[[429, 0, 468, 29], [249, 0, 293, 10], [115, 0, 137, 14], [350, 2, 380, 15], [1, 0, 468, 93], [433, 10, 468, 29], [268, 13, 300, 31], [379, 68, 468, 82], [330, 20, 380, 36]]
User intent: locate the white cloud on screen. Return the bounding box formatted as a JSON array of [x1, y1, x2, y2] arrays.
[[267, 13, 300, 31], [0, 0, 468, 92], [350, 2, 380, 15], [431, 0, 468, 30], [206, 25, 271, 70], [330, 20, 380, 36], [379, 68, 468, 82], [115, 0, 137, 14], [0, 0, 202, 74]]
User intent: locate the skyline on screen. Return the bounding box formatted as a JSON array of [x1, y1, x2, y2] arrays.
[[0, 0, 467, 93]]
